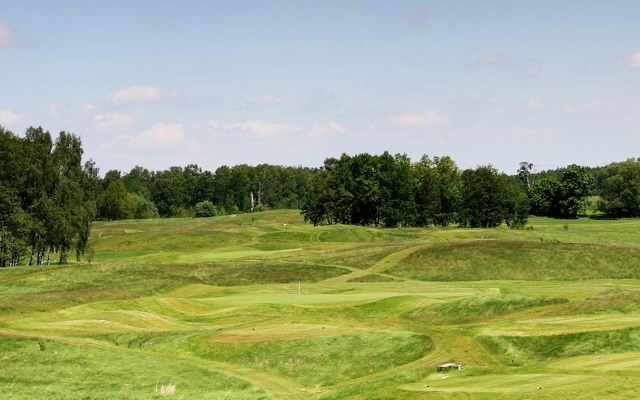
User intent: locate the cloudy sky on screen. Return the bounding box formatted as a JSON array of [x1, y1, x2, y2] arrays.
[[1, 1, 639, 174]]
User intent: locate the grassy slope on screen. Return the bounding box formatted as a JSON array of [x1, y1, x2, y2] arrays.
[[1, 211, 640, 399]]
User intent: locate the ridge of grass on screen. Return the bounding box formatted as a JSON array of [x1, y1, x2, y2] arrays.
[[2, 211, 640, 398], [405, 294, 569, 324]]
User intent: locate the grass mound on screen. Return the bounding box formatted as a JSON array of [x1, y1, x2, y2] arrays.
[[571, 288, 640, 314], [480, 327, 640, 359], [194, 332, 432, 386], [0, 337, 261, 400], [405, 294, 568, 324], [346, 274, 397, 282], [4, 212, 640, 399], [389, 240, 640, 281]]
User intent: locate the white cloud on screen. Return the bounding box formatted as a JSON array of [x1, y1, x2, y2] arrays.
[[628, 51, 640, 68], [0, 23, 17, 47], [92, 112, 134, 130], [49, 102, 64, 118], [403, 8, 428, 25], [0, 109, 19, 125], [516, 97, 545, 112], [258, 94, 284, 106], [129, 123, 185, 149], [615, 50, 640, 69], [526, 63, 543, 76], [226, 120, 301, 139], [383, 110, 452, 128], [0, 22, 30, 48], [107, 85, 175, 105], [511, 126, 561, 138], [307, 122, 347, 144], [477, 54, 510, 67], [562, 99, 616, 114]]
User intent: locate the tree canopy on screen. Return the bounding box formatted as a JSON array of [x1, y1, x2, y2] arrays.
[[8, 123, 640, 268], [0, 126, 96, 266], [597, 159, 640, 218]]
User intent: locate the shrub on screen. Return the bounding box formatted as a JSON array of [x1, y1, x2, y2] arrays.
[[194, 201, 218, 218]]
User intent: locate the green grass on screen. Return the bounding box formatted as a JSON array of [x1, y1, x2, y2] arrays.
[[2, 210, 640, 399], [389, 240, 640, 281], [0, 337, 265, 400], [405, 294, 569, 324]]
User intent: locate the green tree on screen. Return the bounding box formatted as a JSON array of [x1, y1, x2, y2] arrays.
[[51, 132, 96, 264], [0, 127, 96, 265], [349, 153, 382, 226], [129, 193, 159, 219], [97, 180, 133, 220], [559, 164, 595, 218], [151, 167, 188, 216], [517, 161, 535, 189], [528, 164, 595, 219], [528, 177, 561, 217], [433, 156, 461, 226], [229, 164, 256, 212], [122, 166, 153, 199], [0, 183, 27, 267], [212, 165, 236, 214], [597, 159, 640, 218], [378, 152, 415, 227], [458, 165, 517, 228], [411, 155, 461, 226], [504, 188, 530, 228]]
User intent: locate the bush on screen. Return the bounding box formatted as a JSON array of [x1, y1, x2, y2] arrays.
[[129, 193, 159, 219], [194, 201, 218, 218]]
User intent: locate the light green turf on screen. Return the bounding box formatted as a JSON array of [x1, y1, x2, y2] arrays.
[[548, 352, 640, 371], [401, 373, 613, 393], [2, 210, 640, 399]]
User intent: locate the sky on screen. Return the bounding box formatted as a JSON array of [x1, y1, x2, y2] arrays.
[[1, 1, 639, 175]]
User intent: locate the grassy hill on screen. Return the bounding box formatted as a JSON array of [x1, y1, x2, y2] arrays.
[[2, 210, 640, 399]]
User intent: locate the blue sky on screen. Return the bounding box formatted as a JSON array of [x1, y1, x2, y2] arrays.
[[1, 1, 639, 174]]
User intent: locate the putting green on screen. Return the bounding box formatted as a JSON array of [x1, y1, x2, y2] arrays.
[[133, 248, 304, 263]]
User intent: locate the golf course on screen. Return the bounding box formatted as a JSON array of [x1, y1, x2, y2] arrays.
[[2, 210, 640, 399]]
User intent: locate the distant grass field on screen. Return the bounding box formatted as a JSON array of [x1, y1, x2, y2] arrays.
[[2, 210, 640, 399]]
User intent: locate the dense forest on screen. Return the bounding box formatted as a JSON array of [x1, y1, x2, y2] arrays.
[[2, 125, 640, 266], [0, 127, 97, 267]]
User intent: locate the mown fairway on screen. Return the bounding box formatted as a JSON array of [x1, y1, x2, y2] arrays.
[[2, 211, 640, 399]]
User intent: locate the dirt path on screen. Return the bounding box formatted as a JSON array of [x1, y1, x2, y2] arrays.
[[322, 243, 429, 284]]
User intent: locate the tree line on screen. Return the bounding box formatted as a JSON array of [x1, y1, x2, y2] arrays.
[[0, 127, 97, 267], [95, 155, 640, 225], [96, 163, 316, 220], [3, 125, 640, 266], [300, 152, 530, 228]]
